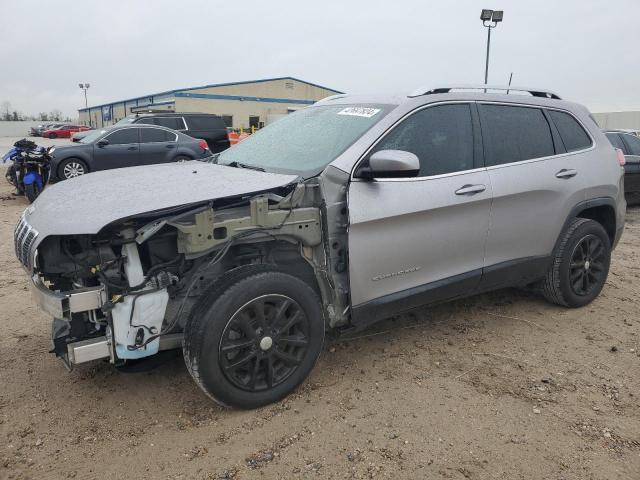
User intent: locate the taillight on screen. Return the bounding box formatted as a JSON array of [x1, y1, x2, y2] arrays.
[[198, 139, 209, 150], [616, 148, 626, 166]]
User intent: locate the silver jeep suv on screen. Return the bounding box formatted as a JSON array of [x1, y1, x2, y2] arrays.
[[15, 85, 625, 408]]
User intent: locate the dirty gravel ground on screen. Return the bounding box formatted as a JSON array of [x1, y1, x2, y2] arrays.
[[1, 163, 639, 479]]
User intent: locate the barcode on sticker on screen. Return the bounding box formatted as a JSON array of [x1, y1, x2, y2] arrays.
[[337, 107, 381, 118]]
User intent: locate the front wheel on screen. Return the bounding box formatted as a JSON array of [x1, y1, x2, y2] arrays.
[[59, 158, 88, 180], [24, 182, 41, 203], [48, 133, 57, 139], [183, 266, 325, 409], [542, 218, 611, 308]]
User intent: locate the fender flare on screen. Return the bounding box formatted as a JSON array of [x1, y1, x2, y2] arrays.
[[553, 197, 617, 254], [22, 171, 43, 189]]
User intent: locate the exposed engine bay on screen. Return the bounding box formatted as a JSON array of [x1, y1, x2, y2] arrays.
[[31, 167, 351, 368]]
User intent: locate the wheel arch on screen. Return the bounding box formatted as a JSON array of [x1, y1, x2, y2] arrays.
[[573, 198, 617, 245]]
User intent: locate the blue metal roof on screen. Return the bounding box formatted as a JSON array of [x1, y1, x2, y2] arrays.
[[78, 76, 343, 112]]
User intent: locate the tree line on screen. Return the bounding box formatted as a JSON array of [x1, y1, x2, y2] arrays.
[[1, 101, 72, 122]]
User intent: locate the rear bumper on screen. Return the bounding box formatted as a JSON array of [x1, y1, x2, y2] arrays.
[[30, 274, 106, 320]]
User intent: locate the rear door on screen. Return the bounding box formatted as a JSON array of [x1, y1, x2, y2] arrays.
[[138, 127, 179, 165], [348, 103, 492, 322], [478, 104, 589, 288], [92, 127, 140, 170]]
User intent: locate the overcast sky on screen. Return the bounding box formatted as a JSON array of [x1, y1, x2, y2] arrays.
[[1, 0, 639, 118]]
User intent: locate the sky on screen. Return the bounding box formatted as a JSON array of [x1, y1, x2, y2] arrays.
[[1, 0, 639, 119]]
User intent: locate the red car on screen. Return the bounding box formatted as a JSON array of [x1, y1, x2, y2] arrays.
[[41, 125, 91, 139]]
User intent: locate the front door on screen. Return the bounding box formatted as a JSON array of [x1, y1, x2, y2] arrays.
[[92, 127, 140, 171], [348, 103, 492, 326]]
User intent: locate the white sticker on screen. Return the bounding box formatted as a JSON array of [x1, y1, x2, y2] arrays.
[[337, 107, 381, 118]]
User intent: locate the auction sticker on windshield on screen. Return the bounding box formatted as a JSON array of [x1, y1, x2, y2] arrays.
[[337, 107, 381, 118]]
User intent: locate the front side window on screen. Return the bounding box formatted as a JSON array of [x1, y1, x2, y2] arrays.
[[369, 104, 475, 176], [548, 110, 592, 152], [479, 104, 555, 166], [140, 127, 176, 143], [105, 128, 138, 145], [187, 116, 222, 130], [217, 104, 392, 176]]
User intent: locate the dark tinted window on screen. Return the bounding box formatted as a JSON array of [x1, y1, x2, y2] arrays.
[[621, 134, 640, 156], [548, 110, 592, 152], [140, 127, 176, 143], [371, 104, 474, 176], [105, 128, 138, 144], [605, 132, 626, 152], [136, 117, 158, 126], [479, 105, 554, 166], [186, 115, 224, 130], [221, 115, 233, 127], [153, 117, 185, 130]]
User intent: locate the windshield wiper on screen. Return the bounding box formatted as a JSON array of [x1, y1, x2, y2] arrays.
[[226, 161, 265, 172]]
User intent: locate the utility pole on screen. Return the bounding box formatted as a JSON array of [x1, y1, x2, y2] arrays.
[[480, 10, 504, 84]]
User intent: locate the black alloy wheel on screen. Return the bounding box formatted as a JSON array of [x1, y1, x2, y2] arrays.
[[219, 294, 310, 392], [569, 234, 606, 296]]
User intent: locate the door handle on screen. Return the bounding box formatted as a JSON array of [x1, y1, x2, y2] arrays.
[[127, 146, 137, 151], [166, 144, 175, 149], [556, 168, 577, 179], [455, 184, 486, 195]]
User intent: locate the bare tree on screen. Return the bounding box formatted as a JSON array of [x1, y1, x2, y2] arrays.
[[49, 109, 62, 121], [38, 112, 49, 121], [1, 101, 10, 121]]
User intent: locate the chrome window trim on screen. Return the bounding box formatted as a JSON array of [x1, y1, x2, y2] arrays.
[[350, 100, 480, 183]]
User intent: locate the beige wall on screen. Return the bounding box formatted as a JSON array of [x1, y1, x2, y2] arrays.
[[181, 78, 336, 102], [593, 111, 640, 130]]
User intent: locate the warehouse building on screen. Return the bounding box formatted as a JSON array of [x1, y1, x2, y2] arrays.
[[78, 76, 342, 129], [592, 110, 640, 131]]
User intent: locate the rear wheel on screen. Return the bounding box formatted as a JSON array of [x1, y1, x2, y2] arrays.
[[183, 266, 325, 409], [24, 182, 41, 203], [48, 133, 57, 139], [174, 155, 192, 162], [542, 218, 611, 307], [59, 158, 88, 180]]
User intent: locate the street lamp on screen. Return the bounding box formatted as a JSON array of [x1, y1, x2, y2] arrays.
[[480, 9, 504, 85], [78, 83, 90, 108]]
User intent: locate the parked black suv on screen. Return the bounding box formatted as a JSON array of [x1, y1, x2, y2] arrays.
[[74, 113, 230, 153]]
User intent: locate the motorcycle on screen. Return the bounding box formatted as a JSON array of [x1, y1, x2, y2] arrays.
[[2, 139, 53, 202]]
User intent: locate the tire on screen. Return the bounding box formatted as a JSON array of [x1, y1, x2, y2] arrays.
[[542, 218, 611, 308], [174, 155, 192, 163], [48, 133, 57, 139], [183, 265, 325, 409], [24, 182, 41, 203], [59, 158, 88, 180]]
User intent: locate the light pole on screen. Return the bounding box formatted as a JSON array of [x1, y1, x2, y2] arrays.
[[78, 83, 90, 108], [480, 9, 503, 85]]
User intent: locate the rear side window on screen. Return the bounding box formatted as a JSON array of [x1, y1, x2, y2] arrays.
[[548, 110, 592, 152], [186, 115, 225, 131], [136, 117, 158, 126], [605, 132, 626, 152], [154, 117, 186, 130], [140, 127, 177, 143], [105, 128, 138, 144], [371, 104, 475, 177], [479, 105, 555, 166]]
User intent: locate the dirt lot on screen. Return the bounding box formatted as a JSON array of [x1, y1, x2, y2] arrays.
[[1, 157, 639, 479]]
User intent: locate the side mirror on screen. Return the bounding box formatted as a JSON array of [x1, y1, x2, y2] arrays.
[[97, 139, 109, 147], [356, 150, 420, 179]]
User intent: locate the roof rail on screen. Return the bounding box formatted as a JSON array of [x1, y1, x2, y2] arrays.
[[408, 85, 562, 100]]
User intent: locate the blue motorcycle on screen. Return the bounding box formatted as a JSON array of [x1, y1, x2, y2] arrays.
[[3, 139, 53, 202]]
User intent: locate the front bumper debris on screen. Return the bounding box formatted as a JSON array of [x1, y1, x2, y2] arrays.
[[30, 275, 106, 319]]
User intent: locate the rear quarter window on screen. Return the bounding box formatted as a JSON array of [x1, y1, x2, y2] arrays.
[[548, 110, 592, 152], [186, 116, 225, 131]]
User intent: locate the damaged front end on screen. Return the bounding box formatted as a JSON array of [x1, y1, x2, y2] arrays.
[[18, 175, 351, 369]]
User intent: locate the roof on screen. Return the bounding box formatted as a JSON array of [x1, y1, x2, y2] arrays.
[[78, 76, 344, 112]]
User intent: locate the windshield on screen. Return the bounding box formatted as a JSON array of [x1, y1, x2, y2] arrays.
[[218, 104, 392, 175], [79, 129, 108, 144]]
